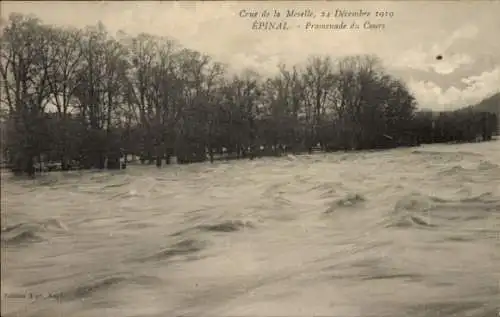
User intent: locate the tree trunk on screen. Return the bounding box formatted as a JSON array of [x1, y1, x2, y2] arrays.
[[209, 147, 214, 163]]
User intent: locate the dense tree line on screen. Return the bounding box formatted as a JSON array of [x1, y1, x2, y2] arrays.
[[0, 14, 497, 176], [413, 109, 497, 144]]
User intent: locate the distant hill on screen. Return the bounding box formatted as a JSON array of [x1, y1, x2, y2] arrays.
[[467, 92, 499, 135], [469, 92, 500, 115]]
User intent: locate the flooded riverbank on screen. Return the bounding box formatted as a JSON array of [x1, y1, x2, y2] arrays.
[[2, 141, 499, 317]]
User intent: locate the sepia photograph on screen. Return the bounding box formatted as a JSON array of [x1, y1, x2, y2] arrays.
[[1, 1, 499, 316]]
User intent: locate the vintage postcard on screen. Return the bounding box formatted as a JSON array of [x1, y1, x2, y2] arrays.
[[1, 1, 499, 317]]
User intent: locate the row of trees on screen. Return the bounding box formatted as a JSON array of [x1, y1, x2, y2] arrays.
[[0, 13, 497, 176], [414, 109, 497, 144]]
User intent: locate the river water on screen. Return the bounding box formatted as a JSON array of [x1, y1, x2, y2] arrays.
[[1, 141, 499, 317]]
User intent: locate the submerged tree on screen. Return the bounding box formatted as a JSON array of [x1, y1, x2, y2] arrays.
[[0, 14, 56, 175]]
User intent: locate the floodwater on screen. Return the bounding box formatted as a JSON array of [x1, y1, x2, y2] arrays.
[[1, 141, 499, 317]]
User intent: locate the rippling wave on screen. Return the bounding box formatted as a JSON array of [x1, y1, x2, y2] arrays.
[[2, 141, 499, 317]]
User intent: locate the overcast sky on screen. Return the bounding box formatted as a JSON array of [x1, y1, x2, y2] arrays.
[[2, 1, 499, 111]]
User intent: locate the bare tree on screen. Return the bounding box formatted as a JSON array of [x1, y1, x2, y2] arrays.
[[45, 26, 84, 169], [0, 13, 54, 175], [300, 56, 336, 152]]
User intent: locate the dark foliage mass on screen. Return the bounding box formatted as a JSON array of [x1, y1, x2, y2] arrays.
[[0, 14, 497, 176]]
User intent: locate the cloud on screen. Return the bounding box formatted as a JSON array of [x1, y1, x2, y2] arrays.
[[432, 54, 473, 75], [409, 67, 500, 110], [391, 24, 478, 75], [390, 49, 473, 76], [439, 24, 479, 51]]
